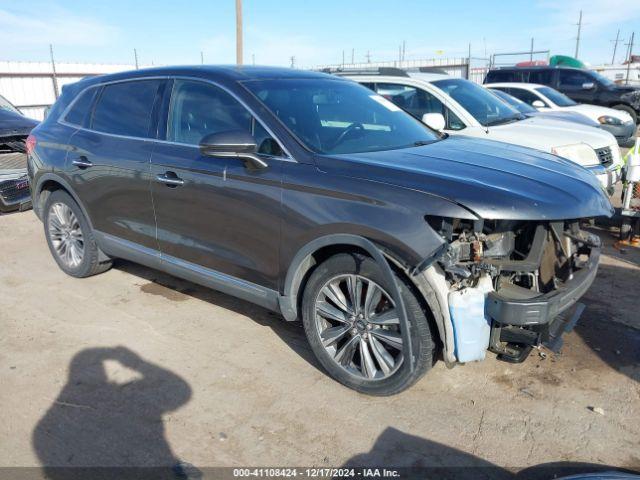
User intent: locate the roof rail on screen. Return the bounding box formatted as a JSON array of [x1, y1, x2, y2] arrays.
[[319, 67, 409, 77], [414, 67, 449, 75]]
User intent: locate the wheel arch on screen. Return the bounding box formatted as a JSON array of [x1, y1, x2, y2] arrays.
[[35, 174, 94, 230], [279, 234, 449, 370]]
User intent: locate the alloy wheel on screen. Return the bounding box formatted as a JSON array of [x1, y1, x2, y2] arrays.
[[47, 202, 85, 268], [314, 274, 403, 380]]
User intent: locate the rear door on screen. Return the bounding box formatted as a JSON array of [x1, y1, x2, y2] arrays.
[[149, 78, 285, 289], [67, 79, 164, 250]]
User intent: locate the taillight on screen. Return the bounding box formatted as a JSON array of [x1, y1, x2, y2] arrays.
[[26, 134, 37, 155]]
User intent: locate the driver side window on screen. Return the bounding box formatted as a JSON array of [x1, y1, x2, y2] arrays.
[[167, 80, 283, 156], [558, 71, 592, 89], [374, 83, 465, 130]]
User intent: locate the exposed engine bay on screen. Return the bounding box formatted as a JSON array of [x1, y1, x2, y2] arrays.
[[426, 216, 601, 363]]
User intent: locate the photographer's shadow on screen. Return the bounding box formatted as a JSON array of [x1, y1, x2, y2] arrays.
[[32, 347, 192, 478]]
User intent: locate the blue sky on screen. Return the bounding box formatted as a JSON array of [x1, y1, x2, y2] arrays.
[[1, 0, 639, 68]]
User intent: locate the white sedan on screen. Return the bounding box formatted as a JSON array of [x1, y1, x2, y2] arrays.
[[346, 72, 623, 194], [487, 82, 636, 146]]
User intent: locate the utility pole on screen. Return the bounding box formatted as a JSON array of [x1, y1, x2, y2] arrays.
[[342, 50, 345, 67], [611, 29, 621, 64], [402, 40, 406, 61], [235, 0, 243, 65], [200, 51, 204, 64], [49, 44, 59, 99], [530, 38, 534, 61], [467, 43, 471, 79], [574, 10, 583, 59], [252, 53, 255, 65], [290, 56, 295, 68], [625, 32, 635, 85], [365, 51, 371, 63], [134, 48, 139, 69], [351, 48, 354, 64]]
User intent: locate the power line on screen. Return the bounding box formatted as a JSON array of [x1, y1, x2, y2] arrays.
[[611, 29, 621, 65], [574, 10, 583, 59], [235, 0, 243, 65]]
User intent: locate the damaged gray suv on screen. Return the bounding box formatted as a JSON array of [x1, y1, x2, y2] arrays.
[[28, 66, 612, 395]]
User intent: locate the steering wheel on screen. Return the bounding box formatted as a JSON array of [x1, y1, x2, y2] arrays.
[[326, 122, 365, 150]]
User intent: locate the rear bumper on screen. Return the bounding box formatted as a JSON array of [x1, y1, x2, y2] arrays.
[[486, 245, 600, 326]]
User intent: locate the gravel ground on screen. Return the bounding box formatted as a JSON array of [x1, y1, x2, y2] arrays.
[[0, 205, 639, 479]]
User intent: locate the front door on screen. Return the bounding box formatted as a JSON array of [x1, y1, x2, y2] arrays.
[[150, 79, 285, 289], [557, 69, 596, 104]]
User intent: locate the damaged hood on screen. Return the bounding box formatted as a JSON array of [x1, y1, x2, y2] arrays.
[[0, 109, 38, 137], [317, 136, 613, 221]]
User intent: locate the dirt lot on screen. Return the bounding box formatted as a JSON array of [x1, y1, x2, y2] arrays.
[[1, 207, 639, 478]]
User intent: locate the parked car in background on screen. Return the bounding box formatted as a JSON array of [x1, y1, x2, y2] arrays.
[[0, 94, 37, 213], [486, 83, 636, 146], [340, 69, 623, 193], [489, 87, 600, 127], [484, 66, 640, 124], [28, 66, 611, 395]]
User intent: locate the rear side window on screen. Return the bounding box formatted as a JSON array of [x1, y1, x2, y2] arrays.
[[529, 70, 553, 85], [64, 87, 97, 126], [485, 69, 530, 83], [91, 80, 162, 138]]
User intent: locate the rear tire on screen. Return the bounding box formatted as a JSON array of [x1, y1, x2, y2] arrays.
[[612, 104, 638, 125], [301, 253, 436, 395], [43, 190, 112, 278]]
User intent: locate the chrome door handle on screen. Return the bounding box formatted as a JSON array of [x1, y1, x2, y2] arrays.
[[156, 173, 184, 186], [72, 156, 93, 168]]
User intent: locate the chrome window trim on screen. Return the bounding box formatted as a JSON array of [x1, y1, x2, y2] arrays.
[[57, 74, 296, 162]]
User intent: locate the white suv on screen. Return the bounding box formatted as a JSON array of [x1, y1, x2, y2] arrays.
[[342, 69, 622, 193], [486, 82, 636, 146]]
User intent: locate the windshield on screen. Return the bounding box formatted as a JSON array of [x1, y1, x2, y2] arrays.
[[432, 78, 524, 126], [590, 70, 616, 88], [535, 87, 577, 106], [0, 95, 21, 115], [489, 89, 536, 114], [242, 79, 439, 154]]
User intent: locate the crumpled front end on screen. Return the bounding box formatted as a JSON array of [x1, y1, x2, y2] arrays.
[[418, 217, 600, 364], [621, 90, 640, 113]]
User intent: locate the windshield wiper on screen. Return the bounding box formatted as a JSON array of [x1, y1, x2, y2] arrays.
[[485, 114, 523, 127], [413, 140, 434, 146]]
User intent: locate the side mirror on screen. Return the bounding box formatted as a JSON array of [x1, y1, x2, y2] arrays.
[[531, 99, 546, 109], [199, 130, 268, 170], [421, 112, 446, 131], [582, 82, 595, 90]]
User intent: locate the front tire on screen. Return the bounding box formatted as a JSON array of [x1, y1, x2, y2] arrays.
[[43, 190, 112, 278], [301, 253, 436, 395]]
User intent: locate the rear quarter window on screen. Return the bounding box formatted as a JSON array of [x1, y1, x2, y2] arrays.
[[91, 80, 162, 138], [63, 87, 98, 127]]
